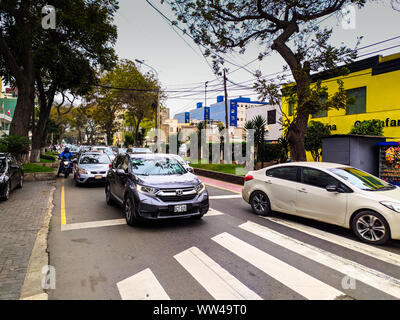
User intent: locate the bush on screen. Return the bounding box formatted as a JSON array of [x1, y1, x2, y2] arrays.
[[41, 154, 57, 161], [124, 132, 134, 147], [0, 134, 30, 156], [259, 143, 286, 162], [349, 119, 384, 136], [305, 121, 331, 161]]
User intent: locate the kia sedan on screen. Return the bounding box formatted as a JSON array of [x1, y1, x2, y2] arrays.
[[242, 162, 400, 245], [105, 153, 209, 226], [0, 153, 24, 201], [74, 152, 111, 185]]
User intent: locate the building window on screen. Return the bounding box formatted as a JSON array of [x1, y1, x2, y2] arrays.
[[267, 110, 276, 125], [288, 102, 294, 116], [312, 110, 328, 118], [346, 86, 366, 115]]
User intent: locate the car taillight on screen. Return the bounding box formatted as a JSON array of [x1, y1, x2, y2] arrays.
[[109, 164, 111, 168], [244, 174, 254, 182]]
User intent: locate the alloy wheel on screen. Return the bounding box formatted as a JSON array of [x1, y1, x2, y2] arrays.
[[125, 198, 133, 221], [355, 214, 386, 242], [251, 192, 269, 215]]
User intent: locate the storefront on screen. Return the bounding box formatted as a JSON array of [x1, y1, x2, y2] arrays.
[[282, 52, 400, 161]]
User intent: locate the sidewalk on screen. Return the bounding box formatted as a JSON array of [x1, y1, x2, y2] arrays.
[[197, 175, 243, 194], [0, 181, 54, 300]]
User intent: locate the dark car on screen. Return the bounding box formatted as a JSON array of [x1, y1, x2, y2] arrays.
[[0, 153, 24, 201], [105, 153, 209, 226]]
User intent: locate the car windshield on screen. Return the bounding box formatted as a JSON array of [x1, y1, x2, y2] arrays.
[[80, 154, 110, 164], [329, 167, 396, 191], [131, 157, 186, 175]]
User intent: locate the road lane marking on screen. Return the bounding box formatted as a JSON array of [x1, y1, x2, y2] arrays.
[[206, 208, 224, 216], [260, 216, 400, 267], [174, 247, 262, 300], [212, 232, 344, 300], [239, 221, 400, 299], [209, 195, 242, 200], [61, 218, 126, 231], [61, 186, 66, 225], [117, 268, 170, 300]]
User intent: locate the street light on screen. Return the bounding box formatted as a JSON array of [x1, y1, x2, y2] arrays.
[[135, 59, 160, 151]]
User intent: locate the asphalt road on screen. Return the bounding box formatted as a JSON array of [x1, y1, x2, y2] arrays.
[[48, 177, 400, 300]]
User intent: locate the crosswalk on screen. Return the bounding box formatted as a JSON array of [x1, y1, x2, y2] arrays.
[[116, 215, 400, 300]]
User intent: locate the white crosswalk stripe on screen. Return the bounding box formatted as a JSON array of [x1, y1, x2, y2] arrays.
[[205, 208, 224, 216], [239, 220, 400, 299], [117, 268, 170, 300], [212, 232, 345, 300], [174, 247, 262, 300], [209, 195, 242, 200], [260, 216, 400, 267]]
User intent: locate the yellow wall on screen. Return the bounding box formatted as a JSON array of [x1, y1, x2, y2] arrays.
[[282, 54, 400, 161]]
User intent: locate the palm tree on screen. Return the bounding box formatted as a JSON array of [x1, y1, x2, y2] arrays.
[[245, 115, 267, 163], [196, 121, 205, 161]]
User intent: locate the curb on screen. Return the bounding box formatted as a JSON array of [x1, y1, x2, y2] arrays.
[[19, 184, 56, 300], [24, 172, 57, 182], [193, 168, 244, 185]]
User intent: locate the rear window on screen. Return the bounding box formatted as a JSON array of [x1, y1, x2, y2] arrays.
[[80, 154, 110, 164], [266, 166, 299, 182]]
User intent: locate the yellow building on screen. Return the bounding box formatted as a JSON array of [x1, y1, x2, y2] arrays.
[[282, 53, 400, 160]]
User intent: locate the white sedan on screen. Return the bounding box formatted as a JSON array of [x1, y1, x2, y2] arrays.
[[242, 162, 400, 245]]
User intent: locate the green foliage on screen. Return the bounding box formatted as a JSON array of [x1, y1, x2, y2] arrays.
[[304, 121, 331, 161], [190, 162, 247, 177], [245, 115, 268, 162], [259, 143, 287, 162], [349, 119, 384, 136], [0, 134, 30, 156], [124, 132, 135, 147], [22, 164, 55, 173]]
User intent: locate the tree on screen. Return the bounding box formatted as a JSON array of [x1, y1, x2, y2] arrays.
[[349, 119, 384, 136], [87, 60, 161, 146], [165, 0, 365, 161], [0, 1, 118, 161], [245, 115, 267, 163], [304, 121, 331, 162]]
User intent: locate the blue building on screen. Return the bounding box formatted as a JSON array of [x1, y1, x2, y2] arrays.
[[174, 96, 270, 128]]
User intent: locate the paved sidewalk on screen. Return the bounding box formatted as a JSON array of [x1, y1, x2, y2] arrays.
[[197, 175, 243, 194], [0, 181, 54, 300]]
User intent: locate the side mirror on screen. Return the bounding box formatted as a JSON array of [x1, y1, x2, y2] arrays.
[[187, 167, 194, 173], [326, 185, 338, 192]]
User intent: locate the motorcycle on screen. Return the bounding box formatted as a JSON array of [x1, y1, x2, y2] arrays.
[[58, 157, 74, 178]]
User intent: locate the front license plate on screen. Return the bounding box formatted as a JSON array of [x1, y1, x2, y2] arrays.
[[174, 204, 187, 213], [94, 175, 103, 179]]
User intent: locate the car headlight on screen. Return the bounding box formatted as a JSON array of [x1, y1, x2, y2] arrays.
[[195, 182, 206, 194], [78, 168, 88, 174], [380, 201, 400, 213], [137, 184, 159, 195]]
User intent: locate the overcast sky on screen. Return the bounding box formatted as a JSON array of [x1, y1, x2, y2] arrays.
[[113, 1, 400, 117]]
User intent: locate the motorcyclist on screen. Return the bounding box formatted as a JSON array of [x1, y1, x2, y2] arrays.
[[58, 147, 73, 177]]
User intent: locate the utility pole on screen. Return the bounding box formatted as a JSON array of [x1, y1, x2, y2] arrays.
[[204, 81, 208, 130], [223, 69, 229, 162]]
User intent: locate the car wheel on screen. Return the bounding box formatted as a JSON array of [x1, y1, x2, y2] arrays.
[[1, 181, 11, 201], [124, 196, 137, 226], [105, 183, 114, 205], [250, 191, 271, 216], [352, 211, 390, 245], [17, 174, 24, 189]]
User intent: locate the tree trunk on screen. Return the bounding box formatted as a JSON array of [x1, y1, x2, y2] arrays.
[[9, 87, 35, 138], [287, 111, 309, 161]]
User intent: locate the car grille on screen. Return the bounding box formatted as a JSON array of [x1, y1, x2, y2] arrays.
[[157, 187, 197, 202], [91, 171, 106, 174]]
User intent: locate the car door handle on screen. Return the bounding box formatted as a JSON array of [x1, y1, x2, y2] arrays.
[[298, 188, 308, 193], [266, 180, 272, 184]]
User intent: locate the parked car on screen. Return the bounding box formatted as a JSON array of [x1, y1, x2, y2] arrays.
[[0, 153, 24, 201], [74, 152, 111, 185], [90, 146, 116, 161], [105, 153, 209, 226], [127, 147, 152, 154], [242, 162, 400, 245]]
